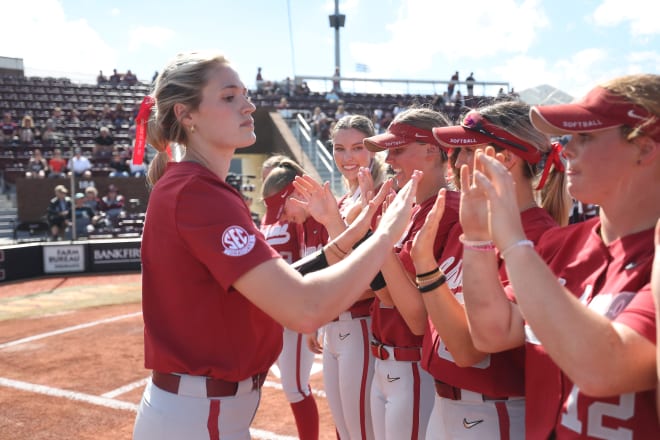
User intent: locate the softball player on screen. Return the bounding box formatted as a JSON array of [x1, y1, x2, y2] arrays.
[[260, 159, 321, 440], [363, 107, 459, 440], [461, 74, 660, 438], [296, 114, 388, 440], [132, 51, 422, 440]]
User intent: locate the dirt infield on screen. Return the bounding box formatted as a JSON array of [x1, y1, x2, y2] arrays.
[[0, 274, 336, 439]]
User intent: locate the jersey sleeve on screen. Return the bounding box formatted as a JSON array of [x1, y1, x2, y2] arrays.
[[176, 178, 280, 291], [614, 284, 656, 344]]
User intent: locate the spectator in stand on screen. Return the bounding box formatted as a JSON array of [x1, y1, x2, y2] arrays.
[[332, 66, 342, 93], [93, 126, 115, 159], [129, 157, 148, 177], [52, 106, 65, 127], [68, 147, 93, 178], [97, 70, 108, 85], [82, 104, 98, 123], [99, 104, 113, 126], [1, 112, 18, 143], [276, 97, 291, 118], [123, 69, 138, 86], [509, 88, 520, 99], [40, 119, 60, 145], [334, 103, 349, 120], [296, 81, 311, 96], [69, 108, 81, 125], [448, 71, 459, 98], [109, 69, 122, 86], [256, 66, 264, 91], [108, 149, 130, 177], [99, 183, 125, 227], [25, 148, 49, 178], [309, 106, 329, 140], [151, 71, 159, 84], [497, 87, 507, 99], [48, 148, 67, 178], [46, 184, 72, 240], [454, 90, 464, 108], [73, 192, 97, 237], [83, 186, 101, 214], [112, 103, 129, 129], [466, 72, 475, 97], [19, 114, 35, 144]]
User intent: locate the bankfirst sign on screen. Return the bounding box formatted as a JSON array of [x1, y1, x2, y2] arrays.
[[88, 240, 141, 272]]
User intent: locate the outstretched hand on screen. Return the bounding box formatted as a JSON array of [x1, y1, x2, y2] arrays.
[[470, 149, 526, 251], [343, 167, 376, 225], [375, 171, 422, 245], [292, 175, 342, 227], [411, 188, 446, 269], [459, 147, 492, 241]]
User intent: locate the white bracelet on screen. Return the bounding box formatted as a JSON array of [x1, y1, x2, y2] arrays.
[[500, 239, 534, 259]]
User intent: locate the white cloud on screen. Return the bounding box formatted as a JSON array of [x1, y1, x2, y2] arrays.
[[128, 26, 176, 52], [1, 1, 116, 82], [348, 0, 549, 78], [592, 0, 660, 36]]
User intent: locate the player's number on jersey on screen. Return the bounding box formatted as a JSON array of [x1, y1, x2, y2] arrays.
[[560, 384, 634, 440]]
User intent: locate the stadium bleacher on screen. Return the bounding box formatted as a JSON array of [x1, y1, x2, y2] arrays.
[[0, 72, 507, 243]]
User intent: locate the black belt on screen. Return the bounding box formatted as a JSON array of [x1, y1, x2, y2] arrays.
[[152, 371, 267, 397]]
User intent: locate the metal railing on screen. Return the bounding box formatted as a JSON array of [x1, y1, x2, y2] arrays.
[[289, 114, 344, 196]]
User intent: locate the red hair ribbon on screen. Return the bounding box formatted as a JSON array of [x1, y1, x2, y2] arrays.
[[536, 142, 565, 190], [132, 96, 155, 165]]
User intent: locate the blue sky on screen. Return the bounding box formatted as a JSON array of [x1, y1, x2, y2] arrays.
[[2, 0, 658, 99]]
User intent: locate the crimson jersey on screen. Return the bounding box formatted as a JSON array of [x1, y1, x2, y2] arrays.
[[261, 220, 302, 264], [141, 162, 282, 382], [523, 218, 659, 439], [371, 190, 460, 347], [337, 190, 378, 317], [422, 207, 557, 397]]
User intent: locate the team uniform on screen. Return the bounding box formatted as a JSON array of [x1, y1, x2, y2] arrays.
[[370, 191, 460, 440], [260, 193, 325, 440], [323, 190, 377, 440], [134, 162, 282, 440], [520, 218, 659, 439], [423, 207, 557, 439]]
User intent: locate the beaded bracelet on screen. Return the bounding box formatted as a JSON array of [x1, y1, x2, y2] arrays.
[[458, 234, 496, 251], [418, 274, 447, 293], [416, 270, 442, 285], [500, 239, 534, 259]]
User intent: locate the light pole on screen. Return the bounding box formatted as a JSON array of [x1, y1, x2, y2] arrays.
[[328, 0, 345, 74]]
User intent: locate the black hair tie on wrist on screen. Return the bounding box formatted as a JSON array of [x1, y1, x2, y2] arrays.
[[418, 275, 447, 293]]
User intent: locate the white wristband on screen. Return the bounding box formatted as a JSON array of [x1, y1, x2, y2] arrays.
[[500, 239, 534, 259]]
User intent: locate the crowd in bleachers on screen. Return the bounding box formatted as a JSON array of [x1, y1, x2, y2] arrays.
[[0, 72, 521, 241]]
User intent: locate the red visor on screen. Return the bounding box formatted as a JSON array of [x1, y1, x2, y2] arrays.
[[262, 182, 295, 224], [530, 86, 660, 142], [364, 122, 443, 152], [433, 110, 542, 164]]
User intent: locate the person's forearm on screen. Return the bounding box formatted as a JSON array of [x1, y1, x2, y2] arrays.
[[422, 285, 489, 367], [462, 248, 523, 352], [381, 252, 427, 334], [504, 245, 656, 395]]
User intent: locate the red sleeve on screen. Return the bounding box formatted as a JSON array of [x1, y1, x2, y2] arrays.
[[615, 285, 656, 344], [176, 179, 280, 290]]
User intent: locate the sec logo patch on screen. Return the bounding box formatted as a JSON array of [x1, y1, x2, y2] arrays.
[[222, 225, 256, 256]]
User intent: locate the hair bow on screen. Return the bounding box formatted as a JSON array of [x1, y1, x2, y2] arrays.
[[536, 142, 565, 190]]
